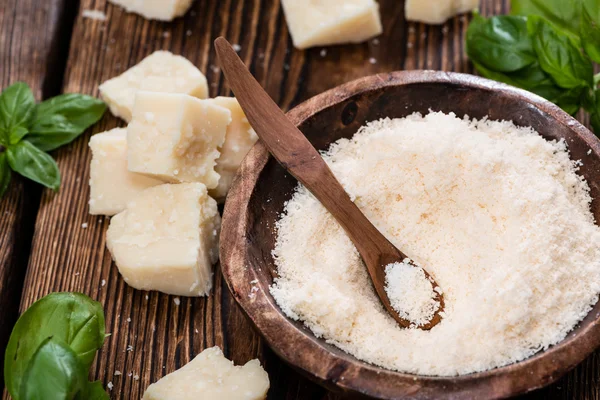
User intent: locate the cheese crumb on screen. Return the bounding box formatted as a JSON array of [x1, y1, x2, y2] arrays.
[[107, 381, 114, 391], [271, 112, 600, 376], [384, 260, 439, 326], [174, 297, 181, 305], [82, 223, 88, 229]]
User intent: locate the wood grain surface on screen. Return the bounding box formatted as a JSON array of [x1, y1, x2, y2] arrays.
[[0, 0, 76, 386], [1, 0, 599, 399]]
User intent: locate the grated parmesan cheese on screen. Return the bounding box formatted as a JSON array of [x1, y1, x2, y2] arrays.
[[384, 259, 439, 326], [271, 112, 600, 376]]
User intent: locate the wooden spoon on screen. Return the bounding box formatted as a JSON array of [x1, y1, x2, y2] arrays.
[[215, 37, 444, 330]]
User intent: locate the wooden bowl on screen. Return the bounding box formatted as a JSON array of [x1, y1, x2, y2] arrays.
[[220, 71, 600, 399]]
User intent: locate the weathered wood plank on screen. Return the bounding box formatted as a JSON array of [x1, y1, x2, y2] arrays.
[[12, 1, 329, 399], [8, 0, 600, 399], [0, 0, 76, 388]]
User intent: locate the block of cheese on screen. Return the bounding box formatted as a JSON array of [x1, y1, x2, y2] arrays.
[[88, 128, 162, 216], [142, 347, 270, 400], [108, 0, 193, 21], [281, 0, 382, 49], [405, 0, 478, 24], [127, 91, 231, 189], [208, 97, 258, 201], [106, 183, 220, 296], [99, 51, 208, 122]]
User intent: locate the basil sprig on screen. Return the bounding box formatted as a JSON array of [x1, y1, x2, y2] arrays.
[[0, 83, 106, 197], [4, 292, 109, 400], [466, 0, 600, 134]]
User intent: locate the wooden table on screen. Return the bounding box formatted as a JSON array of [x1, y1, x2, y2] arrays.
[[1, 0, 598, 399]]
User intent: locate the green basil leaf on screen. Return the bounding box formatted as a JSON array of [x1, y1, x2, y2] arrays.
[[511, 0, 582, 38], [466, 14, 536, 72], [509, 63, 566, 101], [87, 381, 110, 400], [555, 86, 585, 116], [592, 111, 600, 134], [592, 93, 600, 134], [0, 152, 11, 198], [27, 94, 106, 152], [472, 61, 565, 103], [528, 16, 594, 89], [6, 141, 60, 191], [581, 0, 600, 64], [18, 337, 88, 400], [4, 292, 106, 398], [0, 83, 35, 145]]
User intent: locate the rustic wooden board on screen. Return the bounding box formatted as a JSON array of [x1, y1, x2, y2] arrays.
[[3, 0, 600, 399], [0, 0, 75, 386]]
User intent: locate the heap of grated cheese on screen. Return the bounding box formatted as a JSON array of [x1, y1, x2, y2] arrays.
[[384, 260, 440, 327], [270, 112, 600, 376]]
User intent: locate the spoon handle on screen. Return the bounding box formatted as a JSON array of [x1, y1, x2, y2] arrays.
[[215, 37, 395, 266]]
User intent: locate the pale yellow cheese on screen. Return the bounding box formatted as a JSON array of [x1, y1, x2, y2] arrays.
[[106, 183, 220, 296], [208, 97, 258, 201], [99, 51, 208, 122], [127, 91, 231, 189], [108, 0, 193, 21], [281, 0, 382, 49], [88, 128, 162, 216], [405, 0, 478, 24], [142, 347, 270, 400]]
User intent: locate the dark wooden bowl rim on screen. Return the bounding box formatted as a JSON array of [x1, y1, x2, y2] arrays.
[[220, 70, 600, 400]]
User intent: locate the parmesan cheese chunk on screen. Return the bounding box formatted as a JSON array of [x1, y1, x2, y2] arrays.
[[106, 183, 220, 297], [281, 0, 382, 49], [108, 0, 193, 21], [99, 51, 208, 122], [208, 97, 258, 201], [142, 347, 270, 400], [127, 92, 231, 189], [405, 0, 478, 24], [89, 128, 162, 216]]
